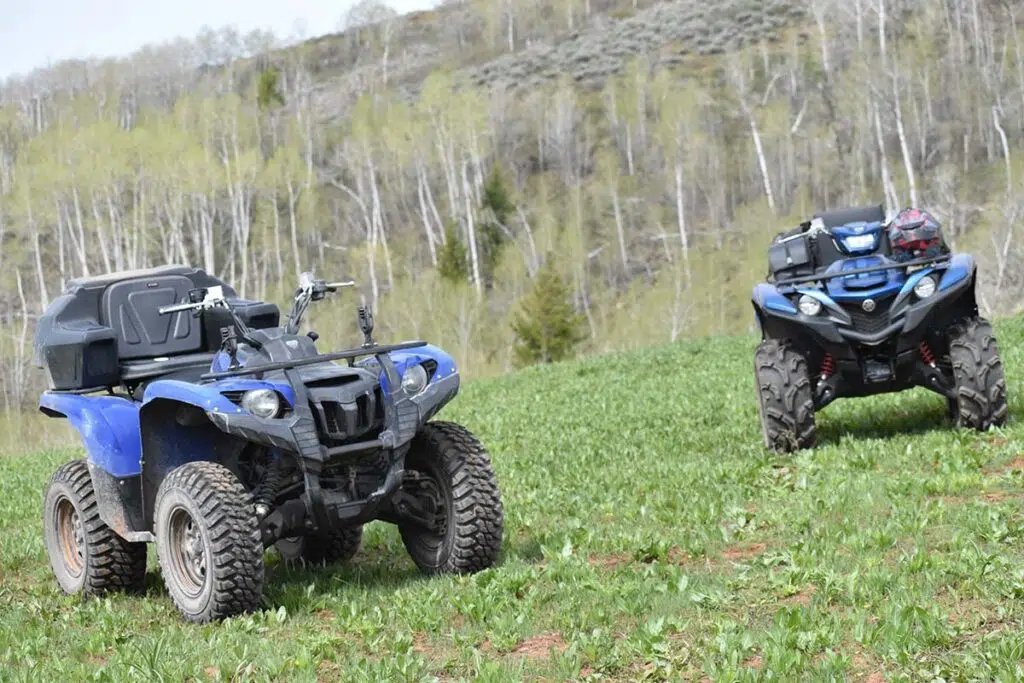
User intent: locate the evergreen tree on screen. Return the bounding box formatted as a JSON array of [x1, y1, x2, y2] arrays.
[[437, 222, 470, 284], [478, 164, 515, 286], [256, 67, 285, 110], [511, 258, 587, 368]]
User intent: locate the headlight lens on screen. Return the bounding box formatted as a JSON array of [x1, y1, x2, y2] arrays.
[[913, 275, 937, 299], [241, 389, 281, 418], [401, 364, 429, 395], [798, 294, 822, 316]]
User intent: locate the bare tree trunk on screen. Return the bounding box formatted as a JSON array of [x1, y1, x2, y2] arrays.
[[461, 160, 482, 298], [873, 102, 900, 212], [674, 161, 692, 290]]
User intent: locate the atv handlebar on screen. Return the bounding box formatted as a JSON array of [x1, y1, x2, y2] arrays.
[[158, 285, 230, 316]]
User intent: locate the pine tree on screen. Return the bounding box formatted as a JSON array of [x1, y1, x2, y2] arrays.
[[437, 222, 469, 284], [511, 258, 587, 368], [478, 164, 514, 286], [256, 67, 285, 110]]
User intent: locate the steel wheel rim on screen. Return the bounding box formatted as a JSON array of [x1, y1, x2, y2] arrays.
[[54, 495, 84, 578], [166, 506, 208, 599], [408, 466, 452, 556]]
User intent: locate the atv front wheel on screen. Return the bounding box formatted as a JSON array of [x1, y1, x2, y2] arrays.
[[754, 339, 816, 452], [948, 317, 1009, 430], [398, 422, 503, 575], [154, 461, 264, 623], [43, 459, 147, 596], [275, 526, 363, 566]]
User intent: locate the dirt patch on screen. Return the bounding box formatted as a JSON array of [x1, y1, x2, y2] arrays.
[[864, 673, 887, 683], [512, 632, 567, 659], [203, 667, 220, 680], [781, 584, 816, 606], [588, 552, 633, 570], [742, 654, 764, 669], [1005, 456, 1024, 471], [983, 491, 1006, 502], [412, 632, 431, 655], [316, 659, 343, 680], [722, 542, 767, 561]]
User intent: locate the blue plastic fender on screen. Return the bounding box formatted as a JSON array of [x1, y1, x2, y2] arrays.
[[40, 393, 143, 477], [752, 283, 798, 315], [140, 378, 295, 411], [358, 343, 458, 395], [939, 254, 975, 292]]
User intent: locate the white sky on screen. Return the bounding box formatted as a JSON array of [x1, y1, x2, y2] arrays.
[[0, 0, 439, 79]]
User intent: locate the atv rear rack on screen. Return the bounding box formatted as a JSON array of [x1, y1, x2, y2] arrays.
[[200, 340, 428, 380], [773, 254, 951, 288]]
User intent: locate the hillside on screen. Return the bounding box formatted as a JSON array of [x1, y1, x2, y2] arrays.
[[1, 318, 1022, 680], [0, 0, 1022, 408]]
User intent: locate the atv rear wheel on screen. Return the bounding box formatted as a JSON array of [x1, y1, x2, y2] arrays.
[[275, 525, 363, 566], [154, 461, 264, 623], [754, 339, 816, 452], [948, 317, 1009, 431], [43, 459, 147, 596], [398, 422, 503, 575]]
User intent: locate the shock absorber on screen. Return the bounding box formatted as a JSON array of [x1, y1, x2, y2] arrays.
[[819, 353, 835, 379], [918, 341, 936, 368], [253, 448, 282, 519]]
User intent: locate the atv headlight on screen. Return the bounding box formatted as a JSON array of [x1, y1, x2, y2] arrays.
[[401, 363, 428, 395], [913, 274, 937, 299], [241, 389, 281, 418], [798, 294, 822, 316]]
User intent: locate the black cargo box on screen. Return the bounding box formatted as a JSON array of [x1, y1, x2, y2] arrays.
[[768, 232, 814, 281], [34, 265, 280, 391]]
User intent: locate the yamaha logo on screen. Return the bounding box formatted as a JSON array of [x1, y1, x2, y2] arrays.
[[862, 299, 876, 312]]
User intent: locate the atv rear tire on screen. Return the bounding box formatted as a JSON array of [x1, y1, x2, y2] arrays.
[[948, 317, 1009, 431], [154, 461, 264, 623], [398, 422, 503, 575], [754, 339, 816, 452], [43, 459, 147, 596], [275, 526, 363, 566]]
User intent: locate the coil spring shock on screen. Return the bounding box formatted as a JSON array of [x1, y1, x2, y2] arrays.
[[918, 341, 936, 367], [819, 353, 835, 379], [253, 449, 282, 517]]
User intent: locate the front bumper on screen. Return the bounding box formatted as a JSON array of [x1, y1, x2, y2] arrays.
[[752, 256, 976, 358]]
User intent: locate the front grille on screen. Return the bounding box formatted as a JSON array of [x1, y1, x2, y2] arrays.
[[840, 301, 892, 335], [310, 386, 384, 441]]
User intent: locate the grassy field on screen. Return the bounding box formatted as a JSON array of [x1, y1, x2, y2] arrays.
[[2, 318, 1024, 682]]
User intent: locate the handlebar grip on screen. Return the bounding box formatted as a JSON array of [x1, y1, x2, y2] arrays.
[[324, 280, 355, 292], [158, 302, 199, 315]]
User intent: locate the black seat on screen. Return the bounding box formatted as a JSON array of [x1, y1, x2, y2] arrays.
[[120, 352, 218, 384], [813, 204, 886, 229]]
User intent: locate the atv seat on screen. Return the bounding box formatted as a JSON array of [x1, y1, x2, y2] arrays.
[[120, 352, 218, 384], [813, 204, 886, 229]]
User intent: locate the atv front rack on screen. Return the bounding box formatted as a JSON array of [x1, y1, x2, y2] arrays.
[[200, 340, 428, 380], [772, 254, 951, 288]]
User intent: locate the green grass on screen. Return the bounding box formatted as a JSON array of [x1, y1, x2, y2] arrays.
[[3, 319, 1024, 681]]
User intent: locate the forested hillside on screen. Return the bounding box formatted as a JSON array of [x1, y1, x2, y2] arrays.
[[0, 0, 1022, 408]]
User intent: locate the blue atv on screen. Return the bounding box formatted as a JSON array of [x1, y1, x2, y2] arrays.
[[34, 266, 503, 622], [752, 204, 1009, 452]]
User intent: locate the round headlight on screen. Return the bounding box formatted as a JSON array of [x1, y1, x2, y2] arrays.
[[241, 389, 281, 418], [401, 364, 429, 395], [913, 274, 937, 299], [798, 294, 822, 316]]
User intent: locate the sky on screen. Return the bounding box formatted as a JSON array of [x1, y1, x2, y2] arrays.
[[0, 0, 439, 79]]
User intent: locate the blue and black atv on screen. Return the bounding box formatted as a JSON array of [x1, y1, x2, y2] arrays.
[[34, 266, 503, 622], [752, 204, 1009, 452]]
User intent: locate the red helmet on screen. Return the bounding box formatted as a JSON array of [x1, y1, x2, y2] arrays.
[[888, 208, 946, 262]]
